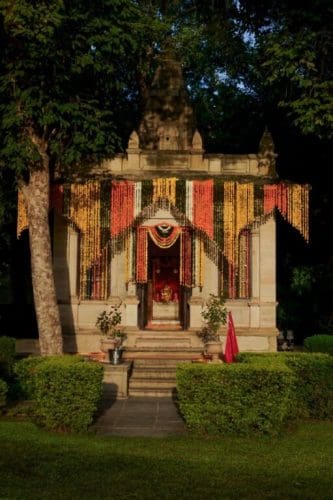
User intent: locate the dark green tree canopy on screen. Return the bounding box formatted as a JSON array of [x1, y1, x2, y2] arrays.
[[0, 0, 164, 176]]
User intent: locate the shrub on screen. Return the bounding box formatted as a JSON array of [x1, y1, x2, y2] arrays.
[[285, 353, 333, 419], [237, 352, 333, 420], [32, 356, 103, 432], [14, 356, 48, 399], [304, 335, 333, 356], [176, 363, 296, 436], [0, 336, 16, 378], [0, 378, 7, 409]]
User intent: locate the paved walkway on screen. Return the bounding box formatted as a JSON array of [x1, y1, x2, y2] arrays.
[[93, 397, 188, 437]]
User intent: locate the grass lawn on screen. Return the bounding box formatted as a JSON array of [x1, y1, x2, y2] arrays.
[[0, 420, 332, 499]]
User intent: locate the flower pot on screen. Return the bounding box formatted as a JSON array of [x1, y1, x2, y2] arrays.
[[206, 341, 223, 362], [100, 338, 116, 354]]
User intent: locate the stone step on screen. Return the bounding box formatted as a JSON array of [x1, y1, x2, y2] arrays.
[[128, 387, 176, 398], [123, 347, 202, 361], [135, 337, 191, 348], [131, 368, 177, 378], [135, 330, 190, 337], [130, 378, 176, 389], [133, 359, 191, 368]]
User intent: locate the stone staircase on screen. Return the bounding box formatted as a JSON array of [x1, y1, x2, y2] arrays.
[[128, 359, 187, 397], [124, 329, 203, 397], [123, 330, 203, 361]]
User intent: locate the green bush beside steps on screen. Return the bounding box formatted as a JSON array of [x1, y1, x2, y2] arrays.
[[14, 355, 104, 432], [176, 352, 333, 435]]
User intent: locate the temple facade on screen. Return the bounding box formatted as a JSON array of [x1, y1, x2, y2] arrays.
[[18, 54, 309, 357]]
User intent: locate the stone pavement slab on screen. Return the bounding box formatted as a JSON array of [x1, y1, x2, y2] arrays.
[[93, 397, 187, 437]]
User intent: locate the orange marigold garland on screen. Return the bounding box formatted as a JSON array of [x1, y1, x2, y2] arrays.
[[111, 181, 135, 237], [192, 180, 214, 238], [136, 227, 148, 283], [148, 225, 181, 248]]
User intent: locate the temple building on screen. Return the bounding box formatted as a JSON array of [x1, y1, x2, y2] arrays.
[[18, 53, 309, 358]]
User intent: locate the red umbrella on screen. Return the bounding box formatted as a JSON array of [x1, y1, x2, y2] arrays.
[[224, 311, 239, 363]]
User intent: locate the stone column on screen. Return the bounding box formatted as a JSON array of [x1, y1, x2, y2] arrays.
[[123, 281, 139, 330], [188, 287, 204, 330], [67, 226, 79, 300], [259, 218, 277, 334], [249, 227, 260, 327]]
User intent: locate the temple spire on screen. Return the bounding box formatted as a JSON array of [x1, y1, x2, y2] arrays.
[[137, 46, 196, 151]]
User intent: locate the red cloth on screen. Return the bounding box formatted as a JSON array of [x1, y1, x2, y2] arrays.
[[224, 311, 239, 363]]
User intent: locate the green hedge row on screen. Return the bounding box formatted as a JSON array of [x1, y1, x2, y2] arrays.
[[0, 378, 7, 409], [176, 363, 296, 435], [15, 355, 104, 432], [237, 352, 333, 419], [304, 335, 333, 356], [176, 352, 333, 435]]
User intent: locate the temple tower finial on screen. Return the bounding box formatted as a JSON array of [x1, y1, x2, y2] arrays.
[[138, 46, 197, 151]]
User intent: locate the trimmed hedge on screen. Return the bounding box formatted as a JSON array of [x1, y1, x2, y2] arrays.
[[304, 335, 333, 356], [237, 352, 333, 419], [176, 363, 296, 435], [14, 355, 83, 400], [32, 356, 103, 432], [14, 355, 103, 432], [0, 378, 7, 409], [0, 336, 16, 378], [14, 356, 49, 399], [286, 353, 333, 419], [177, 352, 333, 435]]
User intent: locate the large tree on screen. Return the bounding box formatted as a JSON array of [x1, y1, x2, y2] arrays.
[[0, 0, 160, 354]]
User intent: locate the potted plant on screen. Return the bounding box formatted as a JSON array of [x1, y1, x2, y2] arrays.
[[96, 306, 127, 363], [197, 294, 227, 361]]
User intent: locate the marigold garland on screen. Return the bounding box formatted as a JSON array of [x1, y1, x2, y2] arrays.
[[16, 178, 310, 301], [153, 178, 177, 205], [148, 225, 181, 248], [136, 227, 148, 283], [192, 180, 214, 238]]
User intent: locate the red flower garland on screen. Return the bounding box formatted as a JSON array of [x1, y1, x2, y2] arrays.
[[193, 180, 214, 238], [111, 181, 135, 236]]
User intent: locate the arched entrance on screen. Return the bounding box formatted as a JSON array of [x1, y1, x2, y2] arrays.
[[137, 224, 192, 330]]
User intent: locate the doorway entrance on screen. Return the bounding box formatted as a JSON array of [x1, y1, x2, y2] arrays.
[[136, 225, 192, 331], [148, 237, 180, 326]]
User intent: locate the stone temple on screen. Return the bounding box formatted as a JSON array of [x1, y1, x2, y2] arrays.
[[17, 52, 309, 366]]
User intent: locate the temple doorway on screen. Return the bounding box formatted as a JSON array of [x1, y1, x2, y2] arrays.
[[147, 237, 180, 326], [136, 224, 192, 331]]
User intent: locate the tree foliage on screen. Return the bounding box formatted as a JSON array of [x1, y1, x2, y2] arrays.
[[0, 0, 164, 176]]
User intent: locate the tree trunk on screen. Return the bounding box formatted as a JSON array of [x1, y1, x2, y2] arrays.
[[22, 139, 63, 355]]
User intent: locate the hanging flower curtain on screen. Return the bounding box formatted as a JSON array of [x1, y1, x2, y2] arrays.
[[111, 180, 135, 236], [17, 177, 310, 300], [192, 180, 214, 239]]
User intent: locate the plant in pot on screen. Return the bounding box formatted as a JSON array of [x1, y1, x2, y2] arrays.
[[197, 294, 227, 362], [96, 306, 127, 363]]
